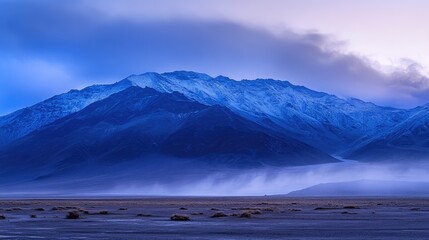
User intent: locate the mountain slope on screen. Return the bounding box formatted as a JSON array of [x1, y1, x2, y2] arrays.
[[0, 86, 337, 181], [0, 80, 133, 147], [1, 70, 426, 161], [345, 105, 429, 161], [127, 71, 409, 152]]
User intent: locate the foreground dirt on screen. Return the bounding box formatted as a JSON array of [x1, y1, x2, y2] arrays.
[[0, 197, 428, 239]]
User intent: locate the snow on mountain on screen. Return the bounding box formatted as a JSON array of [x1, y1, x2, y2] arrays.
[[0, 87, 337, 181], [0, 80, 132, 147], [345, 105, 429, 160], [0, 70, 422, 158], [127, 71, 410, 152]]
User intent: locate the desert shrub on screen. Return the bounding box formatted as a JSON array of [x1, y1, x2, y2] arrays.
[[137, 213, 152, 217], [66, 211, 80, 219], [343, 206, 360, 209], [170, 214, 190, 221], [211, 212, 227, 218], [239, 211, 252, 218], [314, 207, 339, 210], [251, 210, 262, 214]]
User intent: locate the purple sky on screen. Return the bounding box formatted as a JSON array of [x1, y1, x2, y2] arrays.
[[1, 0, 429, 115]]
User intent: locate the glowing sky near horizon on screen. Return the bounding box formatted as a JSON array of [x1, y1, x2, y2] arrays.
[[0, 0, 429, 115]]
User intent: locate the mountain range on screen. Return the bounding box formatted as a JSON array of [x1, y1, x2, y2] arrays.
[[288, 180, 429, 196], [0, 71, 428, 185]]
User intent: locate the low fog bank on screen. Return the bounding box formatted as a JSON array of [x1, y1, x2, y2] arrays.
[[105, 161, 429, 196], [2, 160, 429, 197]]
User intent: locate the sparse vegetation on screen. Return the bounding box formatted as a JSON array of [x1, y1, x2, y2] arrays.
[[52, 206, 78, 211], [66, 211, 80, 219], [191, 212, 204, 215], [6, 208, 22, 212], [170, 214, 190, 221], [211, 212, 227, 218], [343, 206, 360, 209], [251, 210, 262, 215], [137, 213, 153, 217], [30, 214, 37, 218], [231, 207, 260, 211], [34, 208, 45, 211], [256, 202, 269, 205], [239, 211, 252, 218], [98, 210, 109, 215], [262, 208, 274, 212], [79, 209, 90, 214], [314, 207, 340, 210]]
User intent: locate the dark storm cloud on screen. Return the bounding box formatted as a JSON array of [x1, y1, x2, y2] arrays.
[[1, 0, 428, 115]]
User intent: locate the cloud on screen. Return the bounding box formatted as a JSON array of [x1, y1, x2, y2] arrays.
[[1, 0, 429, 115]]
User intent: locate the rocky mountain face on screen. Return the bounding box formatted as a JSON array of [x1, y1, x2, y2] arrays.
[[0, 86, 337, 181], [0, 70, 427, 176]]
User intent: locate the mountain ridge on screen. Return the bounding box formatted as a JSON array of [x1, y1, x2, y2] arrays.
[[0, 70, 427, 162], [0, 80, 133, 147], [0, 86, 337, 182], [126, 71, 411, 153]]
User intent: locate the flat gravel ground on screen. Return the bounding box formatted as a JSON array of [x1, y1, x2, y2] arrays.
[[0, 197, 428, 239]]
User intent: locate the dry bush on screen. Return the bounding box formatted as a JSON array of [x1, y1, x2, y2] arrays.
[[170, 214, 190, 221], [66, 211, 80, 219]]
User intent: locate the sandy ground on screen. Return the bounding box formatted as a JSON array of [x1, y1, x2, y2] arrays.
[[0, 197, 428, 239]]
